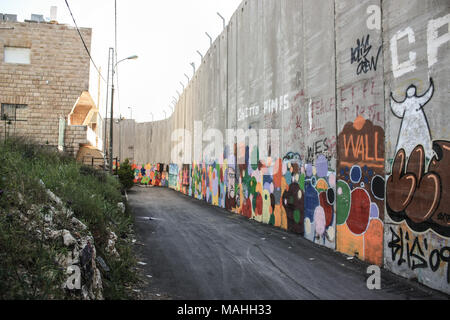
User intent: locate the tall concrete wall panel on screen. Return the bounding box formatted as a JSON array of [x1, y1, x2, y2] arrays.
[[335, 0, 386, 267], [117, 0, 449, 294], [382, 0, 450, 295]]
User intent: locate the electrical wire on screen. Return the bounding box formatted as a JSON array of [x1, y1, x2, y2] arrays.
[[114, 0, 122, 118], [64, 0, 106, 83]]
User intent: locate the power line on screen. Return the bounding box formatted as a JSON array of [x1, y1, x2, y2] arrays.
[[114, 0, 122, 118], [64, 0, 106, 83]]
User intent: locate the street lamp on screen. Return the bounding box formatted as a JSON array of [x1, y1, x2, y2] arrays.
[[184, 73, 190, 82], [128, 106, 133, 119], [190, 62, 195, 76], [109, 53, 138, 173], [180, 81, 185, 91]]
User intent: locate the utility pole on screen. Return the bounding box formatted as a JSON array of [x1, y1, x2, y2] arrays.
[[109, 78, 115, 173], [109, 53, 138, 173], [104, 47, 114, 170]]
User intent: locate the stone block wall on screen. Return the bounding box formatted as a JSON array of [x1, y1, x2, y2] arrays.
[[0, 20, 91, 152]]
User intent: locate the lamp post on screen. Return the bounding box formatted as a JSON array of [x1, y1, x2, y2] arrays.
[[196, 50, 203, 61], [109, 54, 138, 173], [217, 12, 225, 29], [190, 62, 195, 77], [205, 32, 212, 46]]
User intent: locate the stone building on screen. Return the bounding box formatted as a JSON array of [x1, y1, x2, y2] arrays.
[[0, 14, 102, 158]]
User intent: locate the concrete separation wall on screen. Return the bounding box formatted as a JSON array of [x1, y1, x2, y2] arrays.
[[113, 0, 450, 294]]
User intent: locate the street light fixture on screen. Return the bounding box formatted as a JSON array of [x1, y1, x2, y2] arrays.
[[180, 81, 185, 91], [190, 62, 195, 76], [109, 53, 138, 173], [184, 73, 190, 82]]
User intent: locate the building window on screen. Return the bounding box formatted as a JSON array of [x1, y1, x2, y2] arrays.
[[1, 103, 27, 121], [4, 47, 31, 64]]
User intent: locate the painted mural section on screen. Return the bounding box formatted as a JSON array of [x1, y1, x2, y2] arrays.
[[335, 0, 385, 266], [382, 0, 450, 294], [122, 0, 449, 294], [132, 162, 168, 187]]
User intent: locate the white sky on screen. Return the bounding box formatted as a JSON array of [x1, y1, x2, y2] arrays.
[[1, 0, 242, 122]]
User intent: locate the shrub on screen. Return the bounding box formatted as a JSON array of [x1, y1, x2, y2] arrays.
[[117, 159, 135, 191]]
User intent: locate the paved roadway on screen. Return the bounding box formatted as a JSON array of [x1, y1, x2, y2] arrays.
[[128, 187, 448, 300]]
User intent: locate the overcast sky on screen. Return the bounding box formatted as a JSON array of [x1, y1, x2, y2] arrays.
[[1, 0, 242, 122]]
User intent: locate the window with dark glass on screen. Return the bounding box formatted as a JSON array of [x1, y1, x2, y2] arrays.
[[1, 103, 27, 121]]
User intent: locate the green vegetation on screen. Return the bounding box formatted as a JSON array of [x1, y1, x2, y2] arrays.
[[0, 138, 138, 299], [117, 158, 135, 191]]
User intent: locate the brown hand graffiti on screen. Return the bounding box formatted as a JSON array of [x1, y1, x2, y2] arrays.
[[404, 146, 440, 224], [428, 141, 450, 228], [386, 149, 416, 213], [387, 145, 441, 225]]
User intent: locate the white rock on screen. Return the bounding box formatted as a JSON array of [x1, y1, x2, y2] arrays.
[[64, 208, 74, 218], [63, 230, 77, 247], [72, 217, 87, 230], [117, 202, 125, 214], [44, 213, 53, 223], [17, 192, 24, 205]]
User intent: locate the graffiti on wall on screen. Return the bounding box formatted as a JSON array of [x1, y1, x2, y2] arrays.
[[132, 162, 168, 187], [336, 116, 385, 265], [301, 154, 336, 248], [385, 79, 449, 294], [169, 163, 179, 189], [339, 77, 383, 127], [386, 80, 449, 236], [386, 224, 449, 285], [169, 142, 337, 248], [390, 78, 434, 160], [350, 34, 382, 75]]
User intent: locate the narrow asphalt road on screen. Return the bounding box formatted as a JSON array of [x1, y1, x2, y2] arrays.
[[128, 187, 448, 300]]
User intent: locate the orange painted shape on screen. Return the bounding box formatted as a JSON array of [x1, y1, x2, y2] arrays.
[[273, 158, 283, 188], [353, 115, 366, 131], [364, 219, 384, 266], [336, 223, 364, 259], [273, 205, 281, 227]]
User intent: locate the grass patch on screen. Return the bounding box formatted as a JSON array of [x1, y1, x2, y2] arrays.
[[0, 137, 138, 299]]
